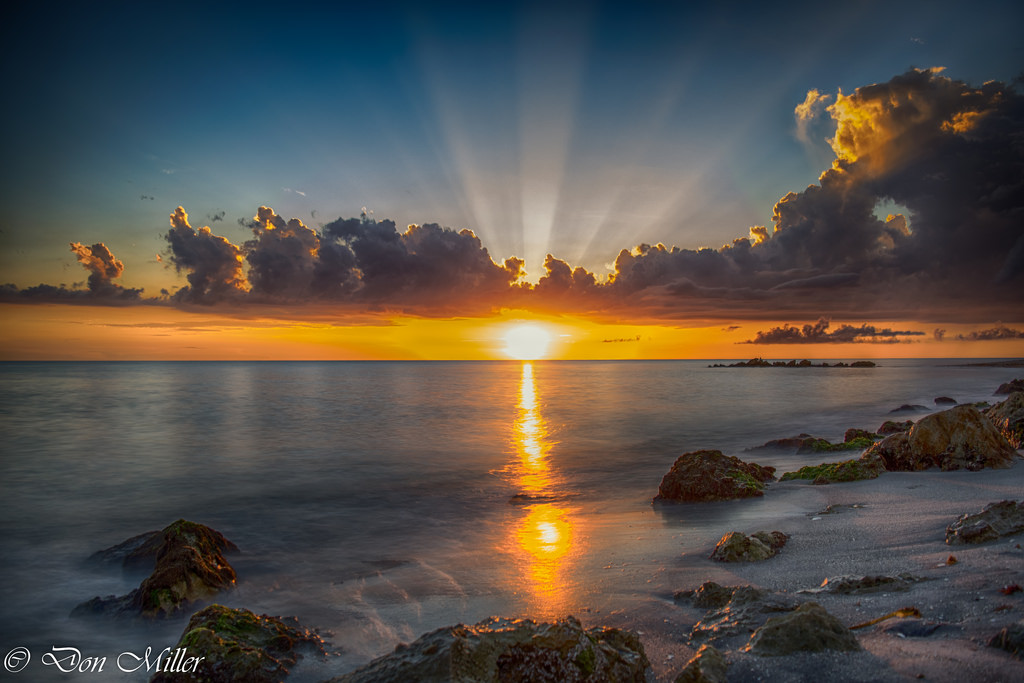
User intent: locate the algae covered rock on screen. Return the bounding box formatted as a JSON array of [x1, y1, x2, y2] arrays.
[[780, 458, 883, 485], [863, 405, 1016, 472], [744, 602, 860, 656], [151, 604, 326, 683], [73, 519, 238, 618], [709, 531, 787, 562], [329, 616, 648, 683], [986, 391, 1024, 448], [945, 500, 1024, 544], [674, 644, 727, 683], [654, 450, 775, 503]]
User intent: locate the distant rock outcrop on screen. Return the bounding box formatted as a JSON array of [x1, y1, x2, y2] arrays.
[[934, 396, 957, 405], [888, 404, 929, 414], [327, 616, 649, 683], [945, 500, 1024, 545], [709, 531, 788, 562], [151, 604, 327, 683], [73, 519, 238, 618], [986, 391, 1024, 448], [654, 451, 775, 503], [862, 406, 1017, 472]]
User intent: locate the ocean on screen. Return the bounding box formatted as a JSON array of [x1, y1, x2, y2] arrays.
[[0, 359, 1018, 680]]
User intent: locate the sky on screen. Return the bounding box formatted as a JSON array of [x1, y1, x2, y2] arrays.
[[1, 0, 1023, 360]]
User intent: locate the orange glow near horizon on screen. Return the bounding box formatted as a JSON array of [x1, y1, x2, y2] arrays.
[[1, 303, 1023, 361]]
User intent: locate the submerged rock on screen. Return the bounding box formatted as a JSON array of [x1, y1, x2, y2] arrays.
[[674, 644, 727, 683], [73, 519, 238, 618], [744, 602, 860, 656], [151, 604, 327, 683], [799, 573, 926, 595], [934, 396, 958, 405], [945, 500, 1024, 544], [863, 405, 1017, 472], [709, 531, 788, 562], [986, 391, 1024, 449], [877, 419, 913, 435], [328, 616, 648, 683], [654, 450, 775, 503], [889, 404, 929, 413], [86, 529, 164, 572], [994, 379, 1024, 395]]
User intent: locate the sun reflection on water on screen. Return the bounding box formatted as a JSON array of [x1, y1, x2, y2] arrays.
[[507, 362, 578, 617]]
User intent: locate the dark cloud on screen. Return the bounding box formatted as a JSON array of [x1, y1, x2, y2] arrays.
[[956, 326, 1024, 341], [602, 335, 641, 343], [208, 210, 225, 223], [165, 206, 247, 304], [742, 317, 925, 344]]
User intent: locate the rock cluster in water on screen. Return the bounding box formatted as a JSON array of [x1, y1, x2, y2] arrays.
[[709, 358, 875, 368], [325, 616, 649, 683], [152, 604, 328, 683], [74, 519, 238, 618]]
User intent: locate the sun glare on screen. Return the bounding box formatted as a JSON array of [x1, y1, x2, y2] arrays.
[[503, 324, 552, 360]]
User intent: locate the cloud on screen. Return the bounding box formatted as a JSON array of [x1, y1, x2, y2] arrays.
[[10, 69, 1023, 325], [1, 243, 142, 303], [742, 317, 925, 344], [601, 335, 641, 343], [794, 88, 832, 145], [956, 326, 1024, 341], [165, 206, 247, 303]]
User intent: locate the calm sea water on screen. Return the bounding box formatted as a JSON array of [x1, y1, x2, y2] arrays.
[[0, 359, 1018, 680]]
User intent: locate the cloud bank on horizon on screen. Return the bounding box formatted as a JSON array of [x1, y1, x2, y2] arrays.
[[3, 69, 1022, 328]]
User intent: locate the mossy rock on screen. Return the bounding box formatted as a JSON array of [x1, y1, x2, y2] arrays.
[[780, 458, 883, 484], [151, 604, 327, 683]]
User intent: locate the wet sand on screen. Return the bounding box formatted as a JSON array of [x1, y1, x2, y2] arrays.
[[599, 461, 1024, 682]]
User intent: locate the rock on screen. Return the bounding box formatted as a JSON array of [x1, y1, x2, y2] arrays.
[[799, 573, 925, 595], [745, 602, 860, 656], [934, 396, 957, 405], [877, 419, 913, 435], [987, 622, 1024, 658], [748, 434, 814, 450], [850, 361, 876, 368], [151, 604, 327, 683], [994, 378, 1024, 395], [986, 391, 1024, 448], [889, 404, 929, 413], [327, 616, 649, 683], [654, 450, 775, 503], [676, 582, 737, 610], [863, 406, 1017, 472], [709, 531, 788, 562], [843, 428, 878, 443], [73, 519, 238, 618], [689, 587, 800, 643], [86, 529, 164, 573], [945, 500, 1024, 544], [780, 458, 884, 485], [674, 644, 727, 683]]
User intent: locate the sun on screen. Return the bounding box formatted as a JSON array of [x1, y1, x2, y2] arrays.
[[503, 324, 552, 360]]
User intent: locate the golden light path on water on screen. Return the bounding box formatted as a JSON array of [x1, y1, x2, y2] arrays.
[[506, 361, 578, 617]]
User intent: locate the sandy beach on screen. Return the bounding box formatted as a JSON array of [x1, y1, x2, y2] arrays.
[[602, 461, 1024, 682]]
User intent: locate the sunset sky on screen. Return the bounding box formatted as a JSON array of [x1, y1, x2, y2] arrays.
[[1, 0, 1023, 360]]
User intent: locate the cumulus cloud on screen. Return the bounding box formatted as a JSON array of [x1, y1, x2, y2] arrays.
[[165, 206, 247, 303], [742, 317, 925, 344], [1, 243, 142, 303]]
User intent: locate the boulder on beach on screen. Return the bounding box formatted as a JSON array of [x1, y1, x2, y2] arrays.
[[687, 586, 801, 644], [877, 419, 913, 435], [862, 405, 1017, 472], [986, 391, 1024, 448], [744, 602, 860, 656], [151, 604, 327, 683], [945, 500, 1024, 544], [674, 644, 727, 683], [994, 378, 1024, 395], [709, 531, 788, 562], [73, 519, 238, 618], [799, 573, 926, 595], [654, 450, 775, 503], [327, 616, 649, 683]]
